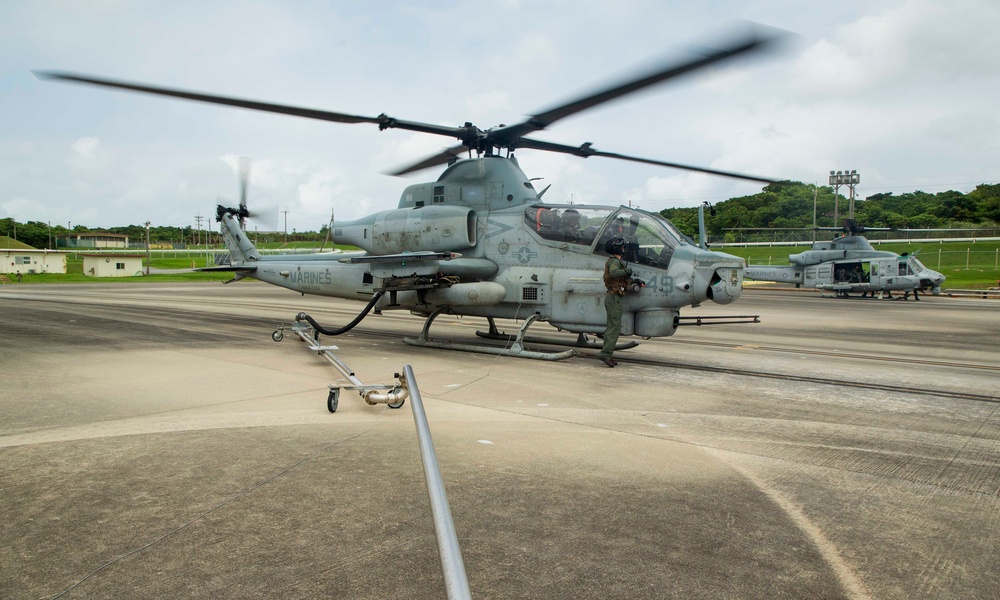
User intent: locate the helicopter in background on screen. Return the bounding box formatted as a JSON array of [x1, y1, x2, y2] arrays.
[[743, 219, 946, 300], [36, 29, 782, 360]]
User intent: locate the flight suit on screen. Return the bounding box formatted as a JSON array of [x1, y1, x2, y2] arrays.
[[599, 256, 632, 363]]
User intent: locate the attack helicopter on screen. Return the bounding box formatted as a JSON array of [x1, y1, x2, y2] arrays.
[[36, 30, 783, 360], [743, 220, 946, 300]]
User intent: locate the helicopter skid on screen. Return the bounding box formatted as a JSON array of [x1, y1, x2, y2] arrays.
[[404, 310, 577, 361], [825, 290, 916, 300], [475, 322, 639, 351], [402, 336, 576, 361]]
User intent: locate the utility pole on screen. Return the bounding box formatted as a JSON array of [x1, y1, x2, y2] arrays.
[[194, 214, 205, 267], [282, 208, 289, 243], [194, 214, 204, 248], [144, 221, 151, 275]]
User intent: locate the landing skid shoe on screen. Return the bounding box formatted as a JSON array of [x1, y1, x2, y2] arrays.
[[403, 310, 577, 361], [476, 317, 639, 351]]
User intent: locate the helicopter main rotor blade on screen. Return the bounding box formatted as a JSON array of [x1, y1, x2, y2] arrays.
[[493, 27, 784, 144], [516, 137, 777, 184], [238, 156, 251, 210], [387, 144, 469, 176], [33, 71, 467, 139], [36, 25, 787, 181]]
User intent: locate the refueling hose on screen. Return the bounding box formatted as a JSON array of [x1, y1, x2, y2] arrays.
[[295, 291, 385, 336]]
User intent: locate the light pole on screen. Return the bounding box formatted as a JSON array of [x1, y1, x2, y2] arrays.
[[144, 221, 151, 275], [811, 185, 818, 242], [828, 169, 860, 229]]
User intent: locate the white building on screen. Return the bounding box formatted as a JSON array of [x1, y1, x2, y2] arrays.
[[2, 249, 68, 274], [58, 232, 129, 249], [81, 254, 145, 277]]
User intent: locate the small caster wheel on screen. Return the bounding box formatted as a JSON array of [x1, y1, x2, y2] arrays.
[[327, 388, 340, 413], [272, 330, 284, 342], [387, 387, 405, 409]]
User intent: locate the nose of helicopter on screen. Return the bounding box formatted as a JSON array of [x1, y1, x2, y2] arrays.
[[921, 269, 946, 295]]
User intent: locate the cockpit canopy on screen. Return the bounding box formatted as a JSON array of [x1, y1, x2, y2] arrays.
[[906, 256, 927, 274], [524, 205, 690, 270]]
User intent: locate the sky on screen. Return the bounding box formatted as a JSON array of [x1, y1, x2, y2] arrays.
[[2, 0, 999, 234]]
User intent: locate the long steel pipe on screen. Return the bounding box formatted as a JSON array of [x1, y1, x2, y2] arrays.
[[403, 365, 472, 600]]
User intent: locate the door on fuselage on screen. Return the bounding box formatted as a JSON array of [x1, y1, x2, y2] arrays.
[[833, 261, 867, 284]]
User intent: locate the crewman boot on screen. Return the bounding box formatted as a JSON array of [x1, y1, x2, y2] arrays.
[[599, 356, 616, 368]]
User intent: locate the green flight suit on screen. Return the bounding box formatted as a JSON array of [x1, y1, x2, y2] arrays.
[[599, 256, 632, 360]]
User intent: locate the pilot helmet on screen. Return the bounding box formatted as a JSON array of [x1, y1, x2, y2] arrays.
[[604, 236, 626, 255]]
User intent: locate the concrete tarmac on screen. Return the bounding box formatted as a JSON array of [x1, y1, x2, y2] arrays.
[[1, 283, 998, 599]]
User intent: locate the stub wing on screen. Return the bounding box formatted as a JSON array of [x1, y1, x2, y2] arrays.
[[340, 251, 461, 279], [338, 251, 460, 265]]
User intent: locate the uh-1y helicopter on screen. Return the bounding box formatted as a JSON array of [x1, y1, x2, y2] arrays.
[[744, 219, 946, 300], [37, 30, 783, 360]]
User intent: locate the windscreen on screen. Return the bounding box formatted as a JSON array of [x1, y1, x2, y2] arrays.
[[908, 257, 927, 273], [594, 208, 688, 270]]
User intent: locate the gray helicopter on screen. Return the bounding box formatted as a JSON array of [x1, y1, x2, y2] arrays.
[[744, 220, 946, 300], [37, 30, 782, 359]]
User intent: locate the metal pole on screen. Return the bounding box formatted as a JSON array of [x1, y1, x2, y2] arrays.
[[403, 365, 472, 600], [812, 185, 817, 242], [834, 184, 839, 227]]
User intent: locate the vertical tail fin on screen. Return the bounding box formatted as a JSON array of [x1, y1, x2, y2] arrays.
[[217, 208, 261, 263]]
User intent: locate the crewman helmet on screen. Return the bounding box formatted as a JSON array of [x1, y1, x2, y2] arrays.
[[604, 236, 626, 255]]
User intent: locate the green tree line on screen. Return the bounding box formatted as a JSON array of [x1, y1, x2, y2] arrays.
[[660, 182, 1000, 240], [0, 218, 327, 250]]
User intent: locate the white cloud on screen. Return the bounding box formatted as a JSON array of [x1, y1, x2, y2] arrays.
[[3, 0, 1000, 230], [791, 0, 1000, 95], [71, 136, 100, 158], [2, 197, 48, 219]]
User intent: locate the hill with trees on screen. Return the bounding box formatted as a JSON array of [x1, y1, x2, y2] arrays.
[[659, 182, 1000, 241]]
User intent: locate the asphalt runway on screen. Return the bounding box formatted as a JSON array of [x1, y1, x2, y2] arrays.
[[1, 282, 998, 599]]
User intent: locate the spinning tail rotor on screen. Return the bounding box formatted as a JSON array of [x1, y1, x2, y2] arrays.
[[216, 156, 272, 230]]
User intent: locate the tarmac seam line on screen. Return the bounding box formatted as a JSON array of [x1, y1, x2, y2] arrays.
[[705, 448, 874, 600]]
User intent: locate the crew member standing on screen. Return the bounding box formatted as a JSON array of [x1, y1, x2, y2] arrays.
[[599, 237, 632, 367]]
